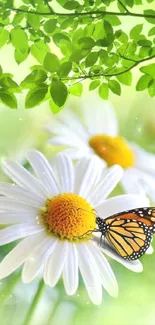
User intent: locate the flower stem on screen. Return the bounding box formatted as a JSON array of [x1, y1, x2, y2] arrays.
[[0, 272, 21, 304], [23, 279, 45, 325]]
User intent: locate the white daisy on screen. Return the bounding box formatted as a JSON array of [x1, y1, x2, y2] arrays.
[[0, 150, 149, 305], [46, 93, 155, 202]]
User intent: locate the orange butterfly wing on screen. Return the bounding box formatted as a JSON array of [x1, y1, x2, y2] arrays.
[[105, 207, 155, 260]]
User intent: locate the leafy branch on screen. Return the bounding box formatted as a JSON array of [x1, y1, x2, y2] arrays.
[[0, 0, 155, 110], [59, 54, 155, 81], [3, 6, 155, 20]]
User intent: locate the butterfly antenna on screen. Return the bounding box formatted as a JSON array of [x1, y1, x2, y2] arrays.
[[77, 207, 98, 217], [73, 229, 100, 240]]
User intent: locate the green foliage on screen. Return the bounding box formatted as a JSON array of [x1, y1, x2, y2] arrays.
[[108, 80, 121, 95], [69, 83, 83, 97], [25, 85, 48, 108], [0, 0, 155, 109], [43, 53, 60, 73], [99, 83, 109, 99], [50, 81, 68, 107]]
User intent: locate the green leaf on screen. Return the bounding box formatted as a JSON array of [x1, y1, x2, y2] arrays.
[[99, 83, 109, 99], [101, 0, 110, 4], [85, 52, 98, 67], [64, 1, 80, 9], [104, 15, 121, 26], [125, 0, 134, 7], [59, 40, 73, 57], [69, 83, 83, 97], [0, 28, 9, 48], [89, 80, 100, 91], [53, 33, 70, 46], [78, 37, 95, 49], [116, 71, 132, 86], [59, 62, 72, 77], [43, 53, 60, 73], [21, 70, 47, 87], [30, 40, 49, 64], [130, 24, 143, 39], [25, 85, 48, 108], [12, 13, 25, 26], [108, 80, 121, 95], [50, 81, 68, 107], [140, 63, 155, 78], [14, 48, 29, 64], [138, 39, 152, 47], [148, 80, 155, 97], [0, 76, 19, 89], [0, 89, 17, 108], [44, 19, 57, 34], [144, 10, 155, 24], [10, 28, 28, 50], [27, 13, 40, 29], [49, 98, 63, 114], [136, 74, 153, 91], [148, 27, 155, 36]]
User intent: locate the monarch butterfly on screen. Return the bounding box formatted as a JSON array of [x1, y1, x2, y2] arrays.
[[78, 207, 155, 261]]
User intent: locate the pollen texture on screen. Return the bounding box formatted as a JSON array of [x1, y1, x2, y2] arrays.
[[42, 193, 96, 241]]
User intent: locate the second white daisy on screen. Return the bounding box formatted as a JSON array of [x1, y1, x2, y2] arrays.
[[46, 93, 155, 202]]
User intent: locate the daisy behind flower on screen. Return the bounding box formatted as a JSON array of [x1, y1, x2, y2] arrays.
[[0, 151, 149, 305], [46, 93, 155, 202]]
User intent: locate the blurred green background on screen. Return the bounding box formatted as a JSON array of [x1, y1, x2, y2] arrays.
[[0, 2, 155, 324]]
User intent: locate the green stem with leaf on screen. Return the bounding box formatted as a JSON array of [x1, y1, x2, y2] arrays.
[[23, 280, 45, 325], [60, 54, 155, 82], [2, 6, 155, 20]]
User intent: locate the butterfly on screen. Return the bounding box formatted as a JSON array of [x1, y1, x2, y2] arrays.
[[78, 207, 155, 261]]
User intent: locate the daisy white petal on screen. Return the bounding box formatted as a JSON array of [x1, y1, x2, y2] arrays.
[[27, 150, 60, 196], [121, 168, 146, 196], [49, 135, 87, 148], [96, 194, 149, 219], [146, 245, 154, 254], [22, 236, 57, 283], [2, 160, 45, 198], [46, 118, 87, 140], [0, 198, 38, 213], [131, 142, 155, 174], [0, 183, 44, 207], [55, 105, 89, 140], [80, 95, 118, 136], [0, 211, 36, 224], [0, 223, 44, 245], [0, 232, 46, 279], [138, 175, 155, 202], [62, 147, 94, 160], [90, 165, 123, 206], [56, 154, 74, 193], [99, 240, 143, 273], [63, 243, 78, 296], [77, 242, 102, 305], [44, 240, 68, 287], [90, 241, 118, 297], [74, 156, 102, 199]]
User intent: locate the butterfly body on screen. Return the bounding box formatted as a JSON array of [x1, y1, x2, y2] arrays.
[[96, 207, 155, 261]]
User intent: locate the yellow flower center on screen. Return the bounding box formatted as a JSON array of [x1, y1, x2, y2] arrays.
[[89, 134, 134, 168], [42, 193, 96, 241]]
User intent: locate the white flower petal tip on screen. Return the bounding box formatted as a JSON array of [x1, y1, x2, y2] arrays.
[[146, 245, 154, 255], [94, 237, 143, 273]]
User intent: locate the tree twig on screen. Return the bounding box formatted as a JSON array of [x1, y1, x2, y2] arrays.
[[4, 6, 155, 20], [117, 0, 129, 13], [59, 54, 155, 81]]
